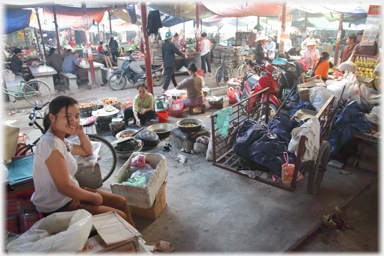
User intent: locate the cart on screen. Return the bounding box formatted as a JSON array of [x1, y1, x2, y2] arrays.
[[210, 87, 337, 195]]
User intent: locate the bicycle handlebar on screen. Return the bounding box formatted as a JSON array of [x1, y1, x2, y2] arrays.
[[28, 101, 49, 132]]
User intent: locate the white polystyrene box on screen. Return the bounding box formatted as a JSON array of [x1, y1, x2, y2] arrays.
[[110, 152, 168, 209]]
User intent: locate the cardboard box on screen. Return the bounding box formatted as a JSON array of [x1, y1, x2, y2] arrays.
[[297, 79, 326, 101], [293, 109, 318, 120], [78, 211, 142, 254], [357, 75, 376, 89], [129, 182, 167, 220], [111, 152, 168, 209]]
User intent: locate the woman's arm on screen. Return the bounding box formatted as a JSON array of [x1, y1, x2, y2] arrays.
[[71, 125, 93, 156], [46, 150, 103, 205], [133, 110, 141, 126]]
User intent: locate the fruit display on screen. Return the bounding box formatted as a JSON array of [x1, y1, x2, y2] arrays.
[[355, 56, 379, 79], [80, 102, 96, 108], [98, 98, 119, 105]]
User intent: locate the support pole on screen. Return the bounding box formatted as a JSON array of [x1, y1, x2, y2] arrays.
[[23, 29, 29, 47], [103, 24, 106, 41], [279, 2, 287, 53], [304, 13, 308, 36], [97, 22, 100, 43], [53, 6, 61, 54], [196, 3, 200, 52], [334, 13, 344, 66], [140, 2, 153, 95], [109, 11, 113, 36], [265, 17, 268, 35], [82, 2, 97, 89], [34, 28, 41, 53], [236, 17, 238, 33], [35, 7, 47, 58]]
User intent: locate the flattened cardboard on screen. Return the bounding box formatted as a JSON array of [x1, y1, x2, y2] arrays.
[[91, 211, 140, 246], [78, 234, 140, 254], [297, 79, 326, 101]]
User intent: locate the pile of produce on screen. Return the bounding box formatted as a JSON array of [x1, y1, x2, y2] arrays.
[[80, 102, 96, 108], [98, 98, 119, 105]]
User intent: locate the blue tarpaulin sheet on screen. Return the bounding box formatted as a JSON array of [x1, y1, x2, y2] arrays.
[[4, 8, 32, 34]]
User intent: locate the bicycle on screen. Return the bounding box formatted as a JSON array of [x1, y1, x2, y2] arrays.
[[2, 72, 52, 105], [215, 55, 249, 87], [16, 101, 117, 182]]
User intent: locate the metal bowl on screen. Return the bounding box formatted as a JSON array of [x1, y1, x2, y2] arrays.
[[177, 118, 203, 133], [147, 123, 174, 139], [115, 129, 138, 140], [114, 140, 143, 160]]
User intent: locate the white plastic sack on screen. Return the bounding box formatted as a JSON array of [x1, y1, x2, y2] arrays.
[[326, 73, 360, 104], [309, 87, 335, 112], [365, 106, 380, 125], [360, 84, 381, 110], [7, 209, 92, 253]]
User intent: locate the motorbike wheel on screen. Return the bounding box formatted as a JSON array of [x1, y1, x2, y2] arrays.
[[152, 70, 165, 86], [108, 73, 127, 91], [252, 102, 278, 124]]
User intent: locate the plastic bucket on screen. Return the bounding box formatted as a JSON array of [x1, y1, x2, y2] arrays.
[[157, 110, 169, 122]]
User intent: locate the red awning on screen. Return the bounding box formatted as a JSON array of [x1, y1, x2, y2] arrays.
[[42, 6, 111, 29], [203, 2, 295, 17]]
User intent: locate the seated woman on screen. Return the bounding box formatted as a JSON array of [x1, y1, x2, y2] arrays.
[[314, 51, 339, 81], [234, 59, 256, 84], [124, 83, 156, 127], [31, 96, 135, 227], [176, 62, 205, 109]]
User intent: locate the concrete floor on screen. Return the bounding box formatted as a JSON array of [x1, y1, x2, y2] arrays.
[[2, 73, 379, 252]]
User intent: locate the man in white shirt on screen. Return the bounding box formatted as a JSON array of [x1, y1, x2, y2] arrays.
[[302, 32, 319, 47], [240, 41, 249, 56], [264, 35, 276, 60]]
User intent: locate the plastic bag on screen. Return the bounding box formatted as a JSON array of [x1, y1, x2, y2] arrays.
[[6, 210, 92, 253], [360, 84, 380, 111], [309, 87, 335, 112], [122, 172, 147, 187], [168, 98, 184, 118], [281, 152, 304, 185], [121, 97, 133, 111], [365, 106, 380, 125], [131, 154, 146, 166]]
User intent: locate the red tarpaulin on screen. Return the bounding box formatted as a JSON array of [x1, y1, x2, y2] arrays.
[[203, 2, 295, 17], [42, 6, 110, 28]]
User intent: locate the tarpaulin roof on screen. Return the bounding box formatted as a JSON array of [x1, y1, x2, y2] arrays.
[[42, 6, 110, 29], [148, 3, 216, 20], [4, 8, 32, 34], [203, 2, 295, 17], [110, 5, 141, 26]]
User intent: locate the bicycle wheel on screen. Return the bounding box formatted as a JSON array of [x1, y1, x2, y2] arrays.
[[88, 134, 117, 182], [237, 63, 248, 77], [108, 73, 127, 91], [215, 65, 232, 87], [152, 70, 165, 86], [23, 79, 52, 105]]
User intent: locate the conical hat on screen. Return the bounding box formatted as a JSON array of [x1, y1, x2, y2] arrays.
[[255, 34, 269, 42], [306, 40, 318, 46]]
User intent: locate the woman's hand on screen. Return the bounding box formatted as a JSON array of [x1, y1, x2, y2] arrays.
[[91, 192, 103, 206], [140, 108, 146, 115], [136, 119, 141, 127], [72, 124, 85, 136]]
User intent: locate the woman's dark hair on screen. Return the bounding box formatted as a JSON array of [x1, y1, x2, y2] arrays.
[[13, 48, 22, 54], [174, 33, 179, 37], [43, 96, 78, 134], [313, 51, 330, 71], [99, 41, 103, 45], [187, 62, 198, 72], [246, 59, 254, 67], [137, 82, 147, 90], [278, 53, 286, 58]]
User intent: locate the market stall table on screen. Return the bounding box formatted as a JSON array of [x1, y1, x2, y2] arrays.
[[78, 61, 104, 86], [27, 64, 56, 92]]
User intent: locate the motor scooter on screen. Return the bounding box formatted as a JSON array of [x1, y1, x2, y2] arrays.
[[108, 53, 164, 91]]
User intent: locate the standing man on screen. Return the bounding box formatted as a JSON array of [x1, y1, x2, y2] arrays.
[[109, 36, 119, 62], [301, 32, 318, 47], [339, 34, 357, 65], [264, 35, 276, 60], [200, 32, 212, 77], [162, 32, 188, 93], [173, 33, 181, 50], [356, 30, 363, 43]]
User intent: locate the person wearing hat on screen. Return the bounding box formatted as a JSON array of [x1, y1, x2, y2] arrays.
[[48, 38, 54, 47], [264, 35, 276, 60], [161, 31, 188, 93], [254, 33, 269, 64], [301, 32, 318, 48], [303, 40, 320, 70], [46, 48, 64, 84]]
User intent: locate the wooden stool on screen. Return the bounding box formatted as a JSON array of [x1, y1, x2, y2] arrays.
[[188, 104, 205, 115]]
